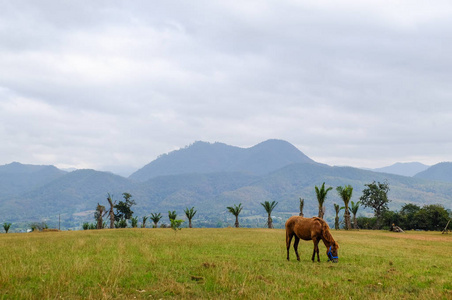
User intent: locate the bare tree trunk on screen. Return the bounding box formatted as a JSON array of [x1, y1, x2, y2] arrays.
[[344, 209, 352, 230], [96, 204, 104, 229], [375, 211, 382, 229], [235, 216, 239, 228], [189, 219, 193, 228], [318, 206, 325, 219], [107, 196, 115, 229], [353, 214, 358, 229], [267, 214, 273, 229]]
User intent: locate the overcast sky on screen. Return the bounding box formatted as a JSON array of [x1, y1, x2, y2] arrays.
[[1, 1, 452, 176]]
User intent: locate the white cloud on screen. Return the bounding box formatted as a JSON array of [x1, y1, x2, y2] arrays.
[[1, 0, 452, 174]]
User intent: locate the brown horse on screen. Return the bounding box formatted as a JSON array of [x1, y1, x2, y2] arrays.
[[285, 216, 339, 263]]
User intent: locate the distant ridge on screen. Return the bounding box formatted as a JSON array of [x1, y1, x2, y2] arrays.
[[0, 162, 62, 174], [0, 162, 66, 197], [414, 162, 452, 182], [373, 162, 430, 177], [129, 139, 316, 181]]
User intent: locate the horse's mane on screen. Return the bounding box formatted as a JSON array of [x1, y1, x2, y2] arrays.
[[313, 217, 337, 247]]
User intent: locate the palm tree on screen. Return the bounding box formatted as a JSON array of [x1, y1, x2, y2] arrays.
[[334, 204, 342, 230], [131, 217, 138, 228], [350, 201, 360, 229], [260, 201, 278, 228], [227, 203, 243, 228], [299, 198, 304, 217], [315, 182, 333, 219], [184, 207, 197, 228], [168, 211, 177, 222], [150, 213, 162, 228], [336, 185, 353, 230], [3, 222, 11, 233], [141, 216, 148, 228]]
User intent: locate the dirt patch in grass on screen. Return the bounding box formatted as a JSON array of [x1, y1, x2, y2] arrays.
[[381, 232, 451, 242]]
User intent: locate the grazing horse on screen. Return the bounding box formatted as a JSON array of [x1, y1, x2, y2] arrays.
[[285, 216, 339, 263]]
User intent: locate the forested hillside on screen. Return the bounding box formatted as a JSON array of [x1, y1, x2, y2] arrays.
[[0, 141, 451, 230], [414, 162, 452, 182]]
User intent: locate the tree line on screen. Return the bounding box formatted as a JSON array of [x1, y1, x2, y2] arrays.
[[60, 182, 452, 232], [306, 180, 450, 231], [2, 180, 449, 232], [85, 193, 281, 230]]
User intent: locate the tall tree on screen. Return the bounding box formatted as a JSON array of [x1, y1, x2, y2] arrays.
[[333, 204, 341, 230], [150, 213, 162, 228], [227, 203, 243, 228], [106, 193, 115, 229], [359, 181, 391, 229], [299, 198, 304, 217], [184, 207, 197, 228], [350, 201, 360, 229], [115, 193, 136, 221], [336, 185, 353, 230], [315, 182, 332, 219], [260, 201, 278, 228]]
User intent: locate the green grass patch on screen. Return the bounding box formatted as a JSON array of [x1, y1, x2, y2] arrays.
[[0, 228, 451, 299]]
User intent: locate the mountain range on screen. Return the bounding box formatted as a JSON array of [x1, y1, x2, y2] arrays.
[[0, 139, 451, 230]]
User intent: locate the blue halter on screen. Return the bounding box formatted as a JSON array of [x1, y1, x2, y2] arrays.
[[327, 246, 338, 262]]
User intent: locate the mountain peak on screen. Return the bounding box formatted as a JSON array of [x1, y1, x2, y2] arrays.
[[129, 140, 316, 181]]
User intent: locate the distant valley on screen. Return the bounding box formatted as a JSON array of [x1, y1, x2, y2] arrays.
[[1, 139, 451, 230]]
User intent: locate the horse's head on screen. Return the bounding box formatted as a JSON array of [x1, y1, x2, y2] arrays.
[[327, 242, 339, 263]]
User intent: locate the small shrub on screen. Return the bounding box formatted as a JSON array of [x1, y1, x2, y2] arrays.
[[82, 223, 89, 230], [118, 219, 127, 228], [30, 222, 47, 232], [170, 219, 184, 232]]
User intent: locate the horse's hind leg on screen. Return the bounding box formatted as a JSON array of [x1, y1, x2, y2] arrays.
[[294, 236, 300, 261], [286, 232, 293, 261]]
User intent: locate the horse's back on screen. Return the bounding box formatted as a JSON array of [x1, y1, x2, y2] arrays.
[[285, 216, 322, 240]]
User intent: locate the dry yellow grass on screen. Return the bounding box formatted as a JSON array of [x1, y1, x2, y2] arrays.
[[0, 228, 451, 299]]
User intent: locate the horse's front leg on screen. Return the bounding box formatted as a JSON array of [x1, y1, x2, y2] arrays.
[[294, 236, 300, 261], [312, 239, 320, 262]]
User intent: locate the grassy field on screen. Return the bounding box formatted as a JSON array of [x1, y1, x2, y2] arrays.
[[0, 228, 451, 299]]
